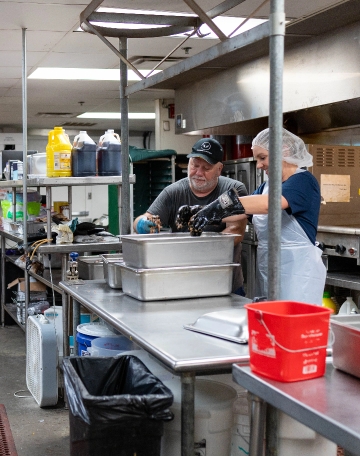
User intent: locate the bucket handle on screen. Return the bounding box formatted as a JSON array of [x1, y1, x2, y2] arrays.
[[254, 310, 334, 353]]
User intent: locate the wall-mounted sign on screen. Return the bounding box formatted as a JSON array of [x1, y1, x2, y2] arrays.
[[320, 174, 350, 203]]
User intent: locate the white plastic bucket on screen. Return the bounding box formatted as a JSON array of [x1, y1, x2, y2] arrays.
[[44, 306, 63, 357], [161, 378, 237, 456], [88, 336, 138, 356]]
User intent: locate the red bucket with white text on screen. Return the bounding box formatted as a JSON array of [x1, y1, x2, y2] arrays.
[[244, 301, 332, 382]]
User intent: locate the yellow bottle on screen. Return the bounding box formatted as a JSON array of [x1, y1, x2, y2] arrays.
[[322, 291, 337, 314], [46, 126, 72, 177]]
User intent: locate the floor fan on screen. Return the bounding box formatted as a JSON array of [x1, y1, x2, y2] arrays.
[[26, 314, 58, 407]]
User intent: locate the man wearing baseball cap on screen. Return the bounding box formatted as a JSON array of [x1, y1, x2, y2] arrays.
[[133, 137, 248, 294]]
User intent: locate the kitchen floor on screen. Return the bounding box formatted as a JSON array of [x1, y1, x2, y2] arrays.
[[0, 324, 69, 456]]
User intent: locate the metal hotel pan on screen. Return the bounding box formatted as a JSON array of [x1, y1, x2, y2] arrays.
[[118, 262, 239, 301], [121, 232, 239, 269], [184, 308, 249, 344], [101, 254, 123, 289]]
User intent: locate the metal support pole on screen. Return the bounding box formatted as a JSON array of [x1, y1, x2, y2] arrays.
[[1, 235, 5, 326], [67, 186, 72, 220], [61, 254, 69, 357], [249, 393, 266, 456], [22, 28, 30, 329], [120, 37, 130, 236], [46, 186, 52, 242], [267, 0, 285, 301], [73, 298, 81, 356], [265, 404, 279, 456], [181, 372, 195, 456]]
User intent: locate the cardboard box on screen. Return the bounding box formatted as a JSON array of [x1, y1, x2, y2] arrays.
[[7, 278, 47, 292]]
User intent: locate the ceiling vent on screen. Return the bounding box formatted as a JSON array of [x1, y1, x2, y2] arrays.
[[60, 121, 97, 127], [36, 112, 75, 118]]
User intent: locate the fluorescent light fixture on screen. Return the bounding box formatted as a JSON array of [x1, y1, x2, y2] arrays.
[[28, 68, 161, 81], [89, 7, 267, 39], [77, 112, 155, 119]]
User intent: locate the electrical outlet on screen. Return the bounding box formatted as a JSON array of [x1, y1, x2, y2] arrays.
[[87, 192, 92, 200]]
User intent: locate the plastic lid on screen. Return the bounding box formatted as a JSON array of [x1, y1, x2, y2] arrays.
[[323, 291, 331, 298], [77, 323, 115, 337]]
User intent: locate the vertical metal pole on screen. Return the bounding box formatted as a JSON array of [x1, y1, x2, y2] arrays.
[[61, 253, 70, 357], [73, 298, 81, 356], [267, 0, 285, 301], [46, 186, 52, 241], [120, 37, 130, 236], [67, 186, 72, 220], [249, 393, 266, 456], [266, 1, 285, 454], [1, 235, 5, 326], [22, 28, 30, 330], [266, 404, 279, 456], [181, 372, 195, 456]]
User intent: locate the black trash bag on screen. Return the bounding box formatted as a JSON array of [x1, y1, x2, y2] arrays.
[[63, 355, 174, 426]]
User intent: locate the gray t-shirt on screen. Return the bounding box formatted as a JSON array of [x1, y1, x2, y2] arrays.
[[148, 176, 248, 232], [147, 176, 248, 291]]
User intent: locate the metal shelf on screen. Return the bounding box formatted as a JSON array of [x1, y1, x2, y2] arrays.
[[326, 272, 360, 291], [0, 175, 135, 188], [3, 304, 25, 332], [28, 269, 63, 295]]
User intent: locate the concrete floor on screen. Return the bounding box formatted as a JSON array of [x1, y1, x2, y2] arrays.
[[0, 324, 69, 456]]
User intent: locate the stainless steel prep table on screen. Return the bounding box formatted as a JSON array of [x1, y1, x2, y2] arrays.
[[59, 280, 251, 456], [233, 361, 360, 456]]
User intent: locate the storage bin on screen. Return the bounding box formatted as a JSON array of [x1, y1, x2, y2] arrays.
[[161, 378, 237, 456], [244, 301, 332, 382]]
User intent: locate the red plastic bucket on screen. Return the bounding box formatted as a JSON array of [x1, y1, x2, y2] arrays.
[[244, 301, 332, 382]]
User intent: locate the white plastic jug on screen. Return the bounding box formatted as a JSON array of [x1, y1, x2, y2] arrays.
[[73, 130, 95, 147], [338, 296, 359, 315], [98, 129, 120, 146], [97, 129, 121, 176]]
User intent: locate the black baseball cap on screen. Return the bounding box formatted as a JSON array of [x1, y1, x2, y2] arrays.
[[187, 138, 223, 165]]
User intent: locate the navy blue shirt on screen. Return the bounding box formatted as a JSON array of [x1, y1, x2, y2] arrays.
[[253, 171, 321, 244]]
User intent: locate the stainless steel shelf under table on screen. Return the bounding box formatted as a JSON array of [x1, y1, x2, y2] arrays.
[[326, 271, 360, 291], [233, 361, 360, 456], [59, 280, 251, 456]]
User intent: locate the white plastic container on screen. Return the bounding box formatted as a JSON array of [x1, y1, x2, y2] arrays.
[[161, 378, 237, 456], [44, 306, 63, 357], [88, 336, 138, 356], [277, 413, 337, 456], [338, 296, 358, 315]]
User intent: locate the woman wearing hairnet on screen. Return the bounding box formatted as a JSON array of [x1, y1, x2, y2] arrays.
[[188, 128, 326, 305]]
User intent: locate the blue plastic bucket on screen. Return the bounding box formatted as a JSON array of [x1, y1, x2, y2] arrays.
[[89, 336, 138, 356], [76, 323, 115, 356]]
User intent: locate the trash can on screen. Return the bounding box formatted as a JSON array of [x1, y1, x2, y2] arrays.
[[63, 355, 174, 456]]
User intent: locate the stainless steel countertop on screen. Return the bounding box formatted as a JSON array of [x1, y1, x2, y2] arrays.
[[233, 361, 360, 455], [60, 280, 251, 373]]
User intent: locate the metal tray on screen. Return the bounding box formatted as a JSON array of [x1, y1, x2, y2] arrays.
[[331, 315, 360, 378], [78, 256, 104, 280], [118, 262, 238, 301], [121, 232, 239, 268], [101, 254, 124, 289], [184, 308, 248, 344]]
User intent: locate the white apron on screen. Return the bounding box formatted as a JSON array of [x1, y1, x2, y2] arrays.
[[252, 174, 326, 305]]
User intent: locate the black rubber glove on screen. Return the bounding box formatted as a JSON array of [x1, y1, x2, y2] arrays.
[[189, 188, 245, 235], [175, 205, 203, 230]]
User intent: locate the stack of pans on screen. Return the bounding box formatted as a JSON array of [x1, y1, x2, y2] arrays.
[[118, 233, 240, 301]]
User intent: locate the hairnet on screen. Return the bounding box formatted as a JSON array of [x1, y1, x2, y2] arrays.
[[252, 128, 313, 168]]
